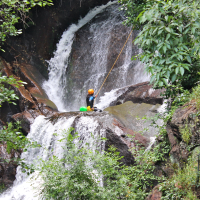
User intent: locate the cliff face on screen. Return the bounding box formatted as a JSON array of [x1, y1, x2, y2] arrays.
[[166, 101, 200, 167], [0, 0, 114, 127], [0, 0, 113, 187], [0, 0, 113, 79]]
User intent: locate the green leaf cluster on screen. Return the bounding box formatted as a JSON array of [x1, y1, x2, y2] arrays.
[[0, 73, 26, 107], [0, 0, 53, 51], [119, 0, 149, 29], [120, 0, 200, 96], [0, 121, 40, 154], [39, 129, 160, 200], [159, 151, 200, 199]]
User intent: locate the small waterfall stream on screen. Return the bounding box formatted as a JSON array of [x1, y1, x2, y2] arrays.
[[0, 2, 154, 199]]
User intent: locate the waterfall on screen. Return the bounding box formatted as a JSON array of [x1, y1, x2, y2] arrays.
[[0, 115, 106, 199], [43, 2, 149, 112], [43, 1, 117, 111], [0, 2, 154, 199]]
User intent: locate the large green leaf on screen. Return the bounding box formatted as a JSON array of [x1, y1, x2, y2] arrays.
[[180, 67, 184, 75]]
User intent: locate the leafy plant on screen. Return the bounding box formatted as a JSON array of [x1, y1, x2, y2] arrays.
[[190, 83, 200, 110], [159, 151, 199, 199], [179, 123, 192, 144], [0, 0, 53, 51], [0, 73, 26, 107], [120, 0, 200, 97], [0, 121, 40, 154], [119, 0, 149, 29], [38, 128, 160, 200]]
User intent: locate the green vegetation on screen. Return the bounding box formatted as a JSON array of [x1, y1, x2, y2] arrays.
[[0, 73, 26, 107], [179, 123, 192, 144], [159, 149, 200, 199], [0, 74, 40, 167], [0, 121, 40, 154], [120, 0, 200, 98], [39, 129, 160, 200], [0, 0, 53, 51], [191, 84, 200, 110]]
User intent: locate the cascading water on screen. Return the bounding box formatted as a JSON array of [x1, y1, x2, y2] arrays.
[[0, 2, 154, 199], [0, 114, 106, 199], [42, 1, 117, 111], [43, 2, 149, 112]]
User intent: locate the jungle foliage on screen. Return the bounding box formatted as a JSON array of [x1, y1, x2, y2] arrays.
[[0, 74, 40, 166], [39, 129, 161, 200], [0, 73, 25, 107], [119, 0, 200, 97], [0, 0, 53, 51]]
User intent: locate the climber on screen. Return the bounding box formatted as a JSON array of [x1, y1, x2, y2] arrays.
[[86, 89, 102, 112]]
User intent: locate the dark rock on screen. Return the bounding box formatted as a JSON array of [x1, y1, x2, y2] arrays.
[[12, 110, 40, 134], [0, 143, 20, 188], [0, 0, 113, 78], [1, 58, 57, 111], [146, 185, 162, 200], [0, 57, 57, 134], [166, 102, 199, 165], [105, 128, 135, 165], [109, 82, 165, 106], [166, 101, 200, 167], [105, 101, 162, 138]]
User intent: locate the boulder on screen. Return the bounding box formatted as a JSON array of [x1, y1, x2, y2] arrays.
[[109, 82, 165, 106], [166, 101, 200, 167], [146, 185, 162, 200], [48, 111, 150, 165], [0, 143, 21, 188], [11, 110, 40, 134], [105, 101, 163, 138]]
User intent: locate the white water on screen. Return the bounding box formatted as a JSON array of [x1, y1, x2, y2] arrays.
[[43, 2, 149, 112], [0, 115, 106, 199], [43, 1, 117, 111], [1, 2, 153, 199]]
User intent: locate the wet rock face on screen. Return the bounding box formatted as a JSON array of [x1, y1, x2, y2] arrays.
[[0, 143, 21, 188], [166, 102, 200, 167], [51, 111, 150, 165], [0, 0, 113, 79], [109, 82, 165, 106], [105, 101, 162, 138], [63, 4, 144, 110], [0, 58, 58, 134]]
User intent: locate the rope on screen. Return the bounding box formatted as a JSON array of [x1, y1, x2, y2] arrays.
[[95, 29, 133, 98]]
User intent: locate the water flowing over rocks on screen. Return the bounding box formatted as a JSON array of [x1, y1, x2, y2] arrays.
[[60, 4, 150, 111], [0, 0, 114, 78], [55, 111, 136, 165], [0, 0, 185, 197]]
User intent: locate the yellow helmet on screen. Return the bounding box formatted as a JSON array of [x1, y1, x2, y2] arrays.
[[88, 89, 94, 95]]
